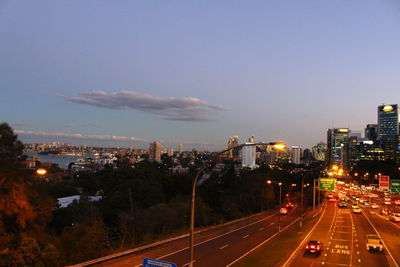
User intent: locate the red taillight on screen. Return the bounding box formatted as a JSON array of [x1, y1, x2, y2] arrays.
[[305, 245, 309, 249], [317, 246, 320, 250]]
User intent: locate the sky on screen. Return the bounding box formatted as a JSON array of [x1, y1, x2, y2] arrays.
[[1, 0, 400, 150]]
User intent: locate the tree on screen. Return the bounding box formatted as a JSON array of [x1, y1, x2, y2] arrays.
[[0, 123, 24, 170]]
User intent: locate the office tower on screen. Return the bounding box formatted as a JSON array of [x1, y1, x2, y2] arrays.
[[291, 146, 301, 165], [149, 141, 161, 163], [241, 144, 256, 169], [265, 142, 289, 164], [365, 124, 378, 141], [378, 104, 399, 140], [312, 142, 327, 161], [178, 144, 183, 153], [326, 128, 350, 168]]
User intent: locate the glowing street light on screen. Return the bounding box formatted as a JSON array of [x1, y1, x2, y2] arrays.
[[36, 168, 47, 176]]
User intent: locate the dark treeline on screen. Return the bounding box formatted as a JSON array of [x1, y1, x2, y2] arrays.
[[0, 123, 320, 266]]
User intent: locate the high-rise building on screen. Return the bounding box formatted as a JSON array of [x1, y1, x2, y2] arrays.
[[149, 141, 161, 163], [326, 128, 350, 168], [312, 142, 327, 161], [178, 144, 183, 153], [249, 135, 255, 144], [291, 146, 301, 165], [365, 124, 378, 141], [378, 104, 399, 140], [241, 144, 256, 169]]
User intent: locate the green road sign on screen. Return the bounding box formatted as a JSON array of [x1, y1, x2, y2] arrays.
[[390, 180, 400, 193], [319, 178, 336, 191]]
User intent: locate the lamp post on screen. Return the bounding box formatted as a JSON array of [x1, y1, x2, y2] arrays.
[[267, 180, 282, 233], [300, 166, 325, 232], [189, 142, 271, 267]]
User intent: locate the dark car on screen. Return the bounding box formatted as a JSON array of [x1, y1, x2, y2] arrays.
[[305, 240, 323, 255]]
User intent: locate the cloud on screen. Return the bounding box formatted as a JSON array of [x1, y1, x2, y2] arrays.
[[15, 130, 145, 142], [62, 90, 227, 121]]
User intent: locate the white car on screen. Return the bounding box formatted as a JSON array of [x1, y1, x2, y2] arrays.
[[366, 234, 384, 252], [353, 207, 361, 214], [389, 213, 400, 222]]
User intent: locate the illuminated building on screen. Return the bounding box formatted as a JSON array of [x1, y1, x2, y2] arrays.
[[149, 141, 161, 162], [312, 142, 326, 161], [265, 142, 289, 164], [378, 104, 398, 140], [241, 144, 256, 169], [326, 128, 350, 169]]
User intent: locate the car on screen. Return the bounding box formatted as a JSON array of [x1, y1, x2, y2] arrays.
[[359, 199, 365, 204], [384, 197, 391, 201], [371, 203, 379, 209], [329, 198, 337, 202], [384, 200, 391, 205], [381, 208, 390, 216], [364, 201, 370, 207], [352, 203, 358, 209], [338, 201, 348, 208], [395, 200, 400, 206], [305, 240, 323, 255], [366, 234, 384, 252], [280, 208, 288, 215], [353, 207, 361, 214], [286, 202, 295, 208], [327, 193, 333, 198], [389, 213, 400, 222]]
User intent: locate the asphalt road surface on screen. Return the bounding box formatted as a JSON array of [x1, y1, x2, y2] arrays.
[[92, 207, 300, 267], [285, 201, 395, 267]]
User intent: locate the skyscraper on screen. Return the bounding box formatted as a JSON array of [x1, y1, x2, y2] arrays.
[[312, 142, 327, 161], [326, 128, 350, 168], [291, 146, 301, 165], [149, 141, 161, 163], [378, 104, 399, 140], [241, 144, 256, 169]]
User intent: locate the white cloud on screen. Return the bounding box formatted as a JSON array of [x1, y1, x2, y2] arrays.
[[15, 130, 145, 142], [63, 90, 227, 121]]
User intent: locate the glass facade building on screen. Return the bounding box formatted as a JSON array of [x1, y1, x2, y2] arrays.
[[378, 104, 399, 140]]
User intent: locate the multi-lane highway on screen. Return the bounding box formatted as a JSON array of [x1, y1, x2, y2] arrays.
[[284, 196, 397, 267], [90, 207, 300, 267]]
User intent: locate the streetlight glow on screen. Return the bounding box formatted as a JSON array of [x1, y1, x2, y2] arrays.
[[36, 168, 47, 176]]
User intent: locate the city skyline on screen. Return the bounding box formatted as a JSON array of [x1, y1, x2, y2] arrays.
[[1, 1, 400, 149]]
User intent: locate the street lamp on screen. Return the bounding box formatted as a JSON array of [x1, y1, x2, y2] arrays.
[[36, 168, 47, 177], [266, 180, 283, 233]]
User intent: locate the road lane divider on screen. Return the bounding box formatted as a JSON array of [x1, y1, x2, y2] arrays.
[[362, 210, 399, 267], [281, 203, 328, 267]]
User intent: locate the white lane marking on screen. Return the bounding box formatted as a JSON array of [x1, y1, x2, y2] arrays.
[[362, 211, 399, 267], [141, 210, 278, 264], [227, 217, 301, 267], [219, 244, 229, 250], [242, 234, 249, 239], [182, 260, 196, 267], [259, 227, 264, 231], [269, 222, 275, 226], [280, 202, 329, 267]]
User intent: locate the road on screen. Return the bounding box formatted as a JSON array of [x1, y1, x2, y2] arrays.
[[284, 200, 394, 267], [92, 207, 300, 267]]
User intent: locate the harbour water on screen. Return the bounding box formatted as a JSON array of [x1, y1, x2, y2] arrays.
[[25, 152, 92, 169]]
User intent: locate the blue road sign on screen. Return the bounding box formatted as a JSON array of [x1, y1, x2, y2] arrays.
[[143, 258, 177, 267]]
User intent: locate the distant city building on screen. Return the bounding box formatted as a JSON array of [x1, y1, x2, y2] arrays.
[[249, 135, 255, 144], [167, 147, 174, 157], [378, 104, 399, 140], [265, 142, 289, 164], [149, 141, 161, 162], [365, 124, 378, 141], [241, 144, 256, 169], [312, 142, 326, 161], [178, 144, 183, 153], [326, 128, 350, 169], [227, 136, 239, 159], [291, 146, 301, 165]]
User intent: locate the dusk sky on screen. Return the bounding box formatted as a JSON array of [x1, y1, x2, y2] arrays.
[[1, 1, 400, 150]]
